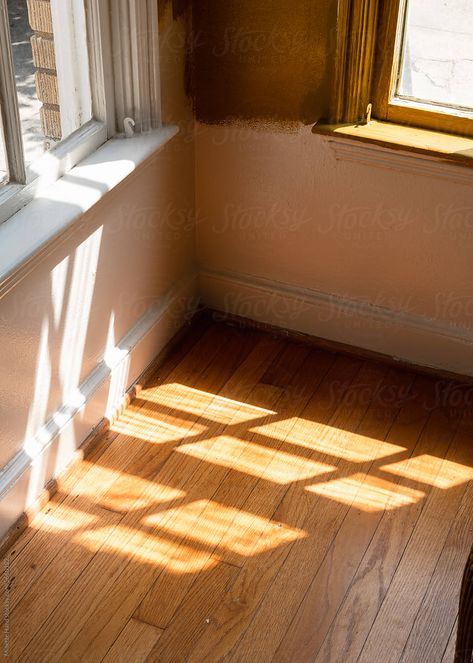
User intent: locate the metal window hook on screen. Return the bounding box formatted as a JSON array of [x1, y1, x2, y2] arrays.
[[124, 117, 135, 138]]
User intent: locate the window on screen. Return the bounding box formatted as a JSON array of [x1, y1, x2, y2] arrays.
[[0, 0, 93, 185], [330, 0, 473, 139], [374, 0, 473, 137], [0, 0, 162, 224]]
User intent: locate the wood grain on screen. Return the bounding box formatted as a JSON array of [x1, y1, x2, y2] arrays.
[[400, 480, 473, 662], [102, 618, 163, 662], [136, 345, 334, 628], [314, 380, 462, 663], [1, 319, 470, 663], [358, 422, 473, 663], [273, 367, 415, 662]]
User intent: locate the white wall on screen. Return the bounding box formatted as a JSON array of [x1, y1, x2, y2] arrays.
[[196, 122, 473, 376], [0, 8, 197, 538]]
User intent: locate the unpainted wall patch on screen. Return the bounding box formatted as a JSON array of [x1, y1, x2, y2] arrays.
[[158, 0, 191, 21], [160, 0, 337, 128]]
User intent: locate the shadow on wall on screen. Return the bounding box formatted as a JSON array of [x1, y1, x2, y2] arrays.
[[160, 0, 337, 127]]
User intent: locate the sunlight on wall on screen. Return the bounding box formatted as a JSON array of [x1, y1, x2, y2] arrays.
[[52, 226, 103, 477], [176, 436, 337, 483], [59, 226, 103, 403], [50, 256, 70, 329], [24, 318, 52, 448], [381, 454, 473, 489], [20, 225, 104, 511], [104, 312, 131, 422], [306, 473, 425, 512], [23, 318, 52, 506]]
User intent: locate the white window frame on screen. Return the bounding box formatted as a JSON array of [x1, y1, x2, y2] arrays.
[[0, 0, 162, 226]]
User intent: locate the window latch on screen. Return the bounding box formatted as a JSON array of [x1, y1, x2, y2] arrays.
[[124, 117, 136, 138]]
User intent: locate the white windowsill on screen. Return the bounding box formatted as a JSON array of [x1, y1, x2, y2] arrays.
[[0, 120, 108, 225], [0, 124, 179, 300]]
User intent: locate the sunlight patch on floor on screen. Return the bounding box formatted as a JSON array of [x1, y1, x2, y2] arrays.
[[306, 473, 425, 512], [144, 499, 306, 556], [32, 504, 99, 531], [77, 525, 218, 574], [99, 481, 186, 514], [140, 383, 277, 419], [68, 464, 186, 511], [381, 454, 473, 489], [176, 436, 337, 483], [249, 419, 407, 462], [110, 408, 208, 443]]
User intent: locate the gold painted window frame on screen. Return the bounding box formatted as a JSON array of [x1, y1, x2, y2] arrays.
[[331, 0, 473, 139]]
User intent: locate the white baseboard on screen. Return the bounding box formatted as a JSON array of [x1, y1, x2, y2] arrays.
[[3, 266, 472, 539], [0, 272, 199, 539], [200, 268, 473, 377]]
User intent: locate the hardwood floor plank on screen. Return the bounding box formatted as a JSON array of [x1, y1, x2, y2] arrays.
[[441, 616, 458, 663], [1, 322, 228, 612], [220, 362, 414, 663], [399, 453, 473, 662], [18, 334, 283, 660], [62, 394, 286, 660], [210, 354, 363, 571], [2, 319, 227, 571], [312, 379, 461, 663], [145, 561, 240, 663], [61, 342, 312, 660], [273, 367, 416, 662], [102, 618, 163, 662], [185, 360, 392, 662], [136, 346, 336, 629], [358, 421, 473, 663], [1, 320, 471, 663], [7, 326, 267, 659]]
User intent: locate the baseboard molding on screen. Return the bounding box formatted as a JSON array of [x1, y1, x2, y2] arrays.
[[200, 269, 473, 377], [0, 272, 199, 539]]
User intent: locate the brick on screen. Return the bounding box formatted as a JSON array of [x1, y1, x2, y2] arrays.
[[40, 105, 62, 140], [35, 71, 59, 105], [27, 0, 53, 35], [31, 35, 56, 71]]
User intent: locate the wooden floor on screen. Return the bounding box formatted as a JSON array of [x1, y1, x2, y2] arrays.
[[2, 315, 473, 662]]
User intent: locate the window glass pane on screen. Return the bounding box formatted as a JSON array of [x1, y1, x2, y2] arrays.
[[8, 0, 92, 173], [8, 0, 44, 167], [396, 0, 473, 112]]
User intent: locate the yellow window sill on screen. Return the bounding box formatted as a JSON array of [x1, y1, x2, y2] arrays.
[[313, 120, 473, 168]]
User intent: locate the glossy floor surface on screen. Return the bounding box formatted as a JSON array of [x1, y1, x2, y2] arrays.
[[3, 316, 472, 662]]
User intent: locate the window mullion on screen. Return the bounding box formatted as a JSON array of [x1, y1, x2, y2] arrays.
[[0, 0, 26, 184], [331, 0, 381, 125], [85, 0, 116, 137], [50, 0, 93, 139]]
